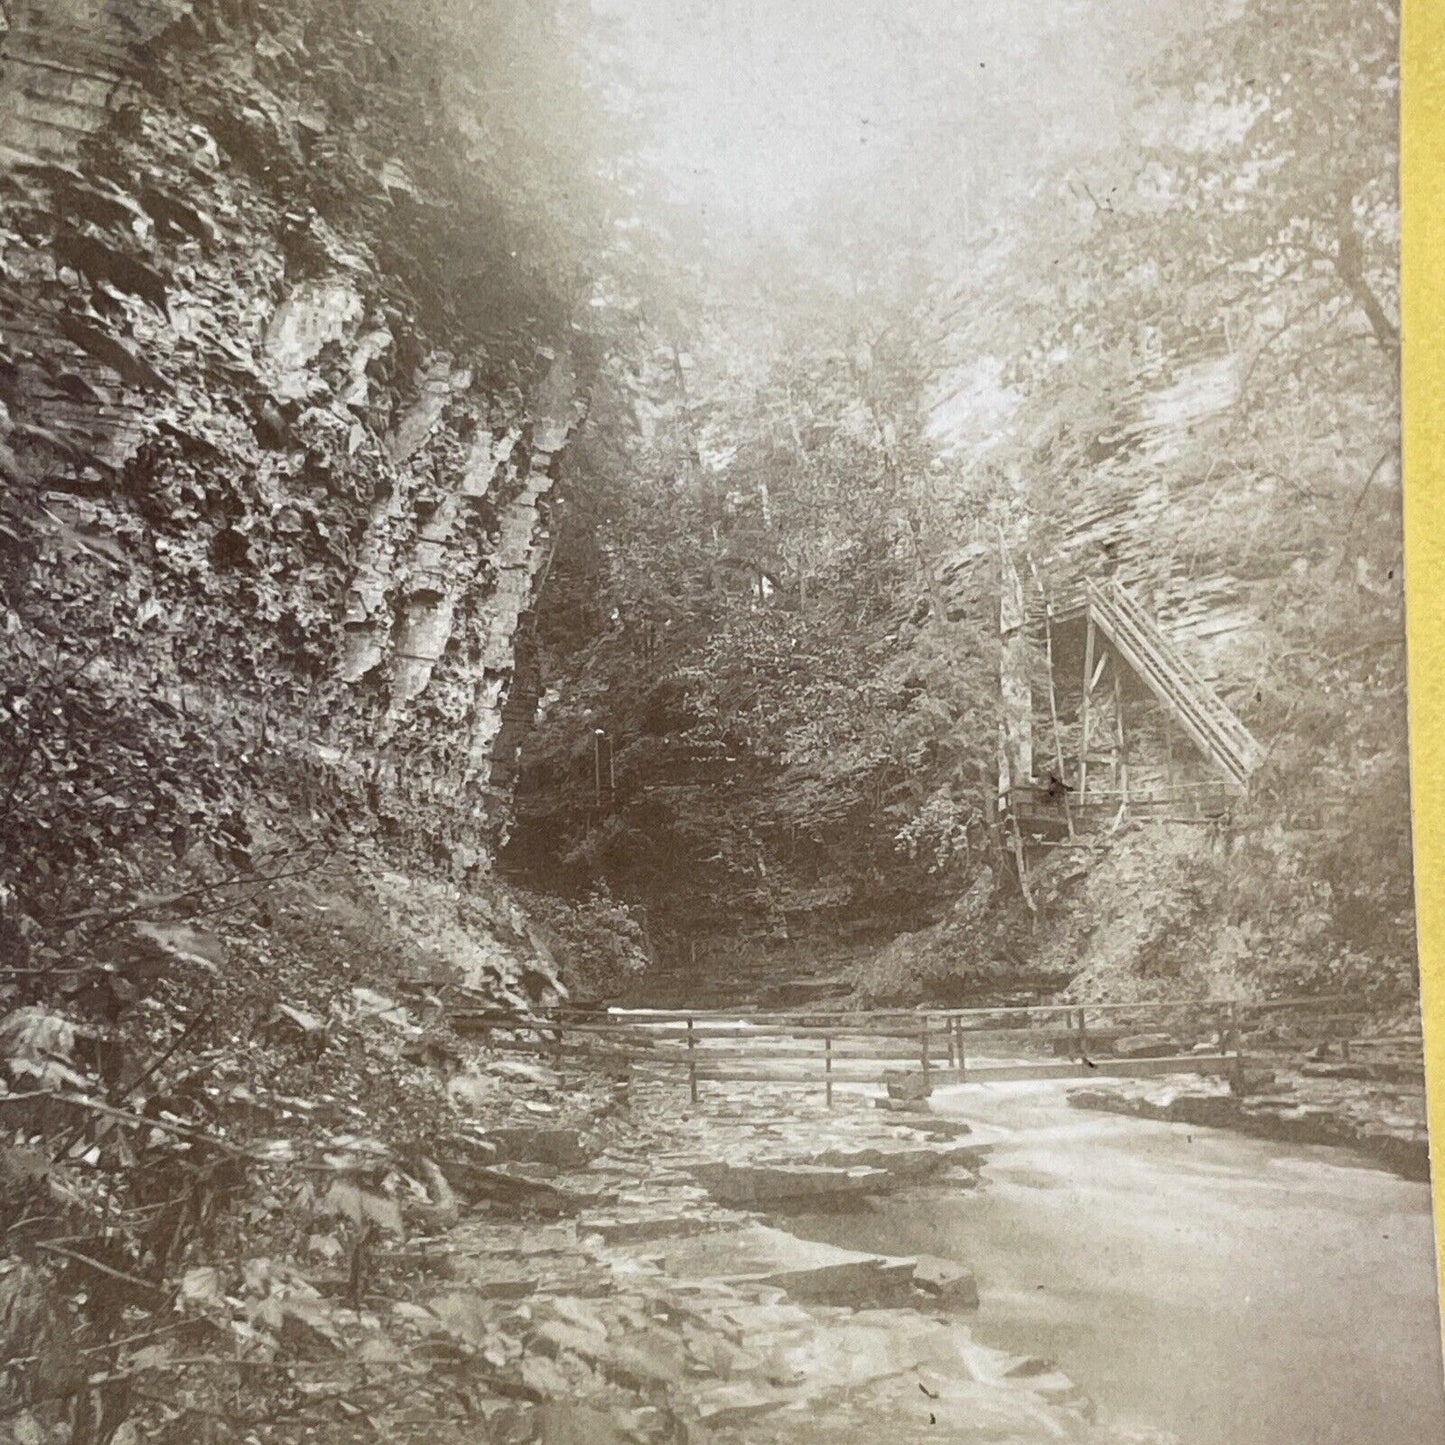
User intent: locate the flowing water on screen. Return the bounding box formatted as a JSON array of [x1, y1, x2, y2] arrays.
[[788, 1080, 1445, 1445]]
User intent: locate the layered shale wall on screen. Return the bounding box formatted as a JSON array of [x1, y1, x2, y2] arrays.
[[0, 0, 583, 903]]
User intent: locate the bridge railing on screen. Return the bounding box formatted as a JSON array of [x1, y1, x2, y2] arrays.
[[448, 995, 1405, 1105]]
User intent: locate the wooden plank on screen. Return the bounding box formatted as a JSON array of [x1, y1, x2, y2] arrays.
[[1079, 615, 1097, 799], [940, 1054, 1237, 1083], [1087, 580, 1262, 786], [454, 995, 1360, 1034], [684, 1054, 1238, 1086]]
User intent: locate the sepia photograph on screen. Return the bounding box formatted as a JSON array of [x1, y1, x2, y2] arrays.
[[0, 2, 1438, 1443]]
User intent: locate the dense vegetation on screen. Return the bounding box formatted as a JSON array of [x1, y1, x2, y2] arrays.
[[0, 0, 1410, 1017], [505, 0, 1409, 1007]]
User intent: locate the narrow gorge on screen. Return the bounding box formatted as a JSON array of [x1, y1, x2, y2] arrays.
[[1, 4, 1434, 1445]]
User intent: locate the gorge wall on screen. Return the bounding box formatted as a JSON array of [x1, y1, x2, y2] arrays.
[[0, 0, 588, 927]]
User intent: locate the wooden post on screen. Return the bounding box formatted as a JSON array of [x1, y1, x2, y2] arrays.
[[825, 1034, 833, 1108], [920, 1017, 931, 1082], [1009, 810, 1037, 915], [998, 536, 1034, 795], [554, 1015, 565, 1078], [687, 1016, 698, 1103], [945, 1018, 956, 1070], [1228, 1002, 1245, 1091], [956, 1019, 966, 1081], [1164, 710, 1176, 808], [1044, 610, 1075, 837], [1075, 1007, 1088, 1063], [1113, 666, 1127, 811], [1079, 617, 1097, 801]]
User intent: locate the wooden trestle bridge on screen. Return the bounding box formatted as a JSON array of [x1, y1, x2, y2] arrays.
[[452, 996, 1382, 1106], [1000, 573, 1266, 850]]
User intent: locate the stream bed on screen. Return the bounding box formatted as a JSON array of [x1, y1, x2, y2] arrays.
[[785, 1080, 1445, 1445]]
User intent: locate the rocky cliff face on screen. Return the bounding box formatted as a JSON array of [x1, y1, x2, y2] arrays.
[[0, 0, 586, 919]]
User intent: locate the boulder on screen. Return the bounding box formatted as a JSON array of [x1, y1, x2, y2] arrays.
[[403, 1033, 463, 1071], [883, 1069, 933, 1102]]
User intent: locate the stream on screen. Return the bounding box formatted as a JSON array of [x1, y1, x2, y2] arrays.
[[786, 1080, 1445, 1445]]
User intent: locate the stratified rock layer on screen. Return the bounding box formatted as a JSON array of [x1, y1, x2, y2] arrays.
[[0, 1, 580, 903]]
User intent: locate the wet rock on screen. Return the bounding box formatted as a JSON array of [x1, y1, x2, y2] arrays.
[[1067, 1078, 1430, 1181], [1112, 1033, 1179, 1059], [489, 1125, 591, 1168], [1004, 1353, 1060, 1379], [692, 1162, 893, 1208], [1171, 1094, 1247, 1127], [536, 1402, 638, 1445], [762, 1256, 918, 1307], [437, 1160, 583, 1216], [693, 1382, 791, 1429], [583, 1213, 719, 1245], [912, 1255, 980, 1310], [661, 1222, 924, 1313], [873, 1096, 929, 1114], [883, 1069, 933, 1102], [1300, 1061, 1373, 1081], [490, 1058, 562, 1089], [1228, 1068, 1278, 1096], [902, 1115, 975, 1139], [447, 1070, 502, 1110], [810, 1144, 976, 1181]]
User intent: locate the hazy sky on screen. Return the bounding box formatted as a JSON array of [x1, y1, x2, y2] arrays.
[[592, 0, 1188, 239]]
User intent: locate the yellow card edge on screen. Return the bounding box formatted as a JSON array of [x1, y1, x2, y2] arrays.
[[1403, 0, 1445, 1318]]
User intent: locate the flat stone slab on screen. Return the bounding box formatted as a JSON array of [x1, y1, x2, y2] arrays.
[[488, 1125, 591, 1168], [582, 1212, 724, 1245], [1068, 1082, 1430, 1180], [1112, 1033, 1181, 1059], [912, 1254, 979, 1310], [809, 1144, 977, 1181], [692, 1161, 893, 1207], [657, 1224, 961, 1311], [760, 1256, 918, 1307]]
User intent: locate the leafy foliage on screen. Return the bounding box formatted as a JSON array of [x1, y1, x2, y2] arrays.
[[511, 0, 1410, 1010]]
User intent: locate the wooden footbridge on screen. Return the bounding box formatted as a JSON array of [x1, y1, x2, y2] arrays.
[[451, 996, 1380, 1106]]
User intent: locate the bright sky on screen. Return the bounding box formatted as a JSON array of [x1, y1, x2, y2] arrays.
[[591, 0, 1185, 239]]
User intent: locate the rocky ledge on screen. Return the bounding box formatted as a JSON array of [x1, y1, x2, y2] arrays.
[[1068, 1069, 1430, 1181], [419, 1077, 1176, 1443], [229, 1067, 1176, 1444]]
